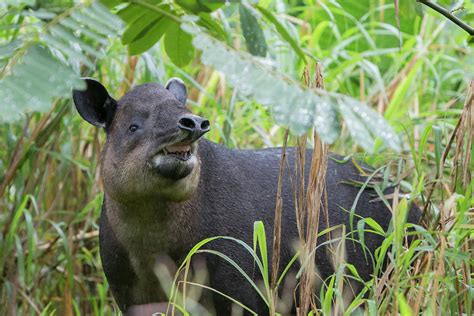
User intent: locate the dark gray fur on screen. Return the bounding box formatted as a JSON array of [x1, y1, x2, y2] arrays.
[[73, 79, 420, 315]]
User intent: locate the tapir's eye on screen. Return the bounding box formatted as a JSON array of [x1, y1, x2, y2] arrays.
[[128, 124, 139, 133]]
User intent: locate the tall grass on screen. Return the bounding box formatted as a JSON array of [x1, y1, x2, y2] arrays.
[[0, 0, 473, 315]]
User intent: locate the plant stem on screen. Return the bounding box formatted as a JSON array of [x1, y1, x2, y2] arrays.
[[417, 0, 474, 36]]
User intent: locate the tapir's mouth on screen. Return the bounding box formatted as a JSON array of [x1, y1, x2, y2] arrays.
[[149, 139, 197, 162], [161, 142, 193, 161], [148, 138, 199, 180]]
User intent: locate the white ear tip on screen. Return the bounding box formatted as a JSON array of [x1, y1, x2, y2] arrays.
[[165, 77, 187, 104], [165, 77, 184, 88]]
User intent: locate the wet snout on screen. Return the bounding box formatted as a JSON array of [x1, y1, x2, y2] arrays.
[[178, 114, 210, 142]]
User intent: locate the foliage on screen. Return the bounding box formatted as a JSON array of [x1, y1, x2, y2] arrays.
[[0, 0, 402, 153], [0, 1, 121, 121], [0, 0, 473, 315], [0, 46, 82, 122]]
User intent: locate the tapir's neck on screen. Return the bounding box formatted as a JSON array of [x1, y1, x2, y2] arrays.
[[102, 139, 221, 258], [107, 194, 171, 222], [105, 193, 198, 257]]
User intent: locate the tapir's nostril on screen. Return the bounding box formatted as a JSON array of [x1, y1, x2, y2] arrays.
[[201, 120, 210, 131], [178, 117, 196, 130], [178, 115, 210, 140]]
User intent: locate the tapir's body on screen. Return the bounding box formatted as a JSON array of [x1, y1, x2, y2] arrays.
[[73, 79, 419, 315]]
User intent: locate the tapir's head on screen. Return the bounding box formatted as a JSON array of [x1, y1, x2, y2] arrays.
[[72, 78, 210, 203]]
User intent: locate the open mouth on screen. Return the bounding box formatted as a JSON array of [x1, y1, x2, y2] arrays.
[[160, 142, 193, 161], [149, 140, 198, 179]]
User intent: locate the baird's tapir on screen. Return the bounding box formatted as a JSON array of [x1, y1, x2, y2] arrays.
[[72, 78, 420, 315]]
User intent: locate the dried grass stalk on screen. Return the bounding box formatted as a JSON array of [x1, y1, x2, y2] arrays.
[[298, 63, 329, 315], [270, 128, 289, 315]]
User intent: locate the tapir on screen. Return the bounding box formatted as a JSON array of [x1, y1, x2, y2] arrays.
[[72, 78, 419, 315]]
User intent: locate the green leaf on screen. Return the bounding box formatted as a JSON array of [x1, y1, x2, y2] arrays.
[[367, 300, 377, 316], [239, 4, 267, 57], [0, 195, 29, 277], [70, 11, 116, 36], [252, 221, 269, 287], [169, 234, 268, 310], [433, 125, 442, 173], [276, 251, 299, 286], [128, 16, 172, 55], [175, 0, 224, 13], [100, 0, 121, 9], [122, 11, 161, 44], [357, 219, 367, 260], [0, 46, 84, 123], [399, 0, 417, 19], [385, 59, 422, 121], [323, 275, 336, 314], [0, 40, 22, 60], [164, 23, 194, 67], [197, 12, 227, 41], [3, 0, 35, 6], [394, 198, 409, 258], [90, 2, 123, 30], [255, 5, 306, 62], [346, 263, 362, 280], [200, 0, 225, 12], [197, 249, 268, 306], [364, 217, 386, 235], [175, 0, 211, 13], [397, 293, 414, 316], [118, 3, 146, 24]]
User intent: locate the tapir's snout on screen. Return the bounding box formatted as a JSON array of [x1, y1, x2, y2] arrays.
[[178, 114, 210, 142]]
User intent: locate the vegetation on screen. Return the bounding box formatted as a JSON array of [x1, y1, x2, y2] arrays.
[[0, 0, 472, 315]]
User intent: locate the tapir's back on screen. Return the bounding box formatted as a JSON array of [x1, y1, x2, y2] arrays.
[[195, 140, 419, 314], [197, 139, 396, 250]]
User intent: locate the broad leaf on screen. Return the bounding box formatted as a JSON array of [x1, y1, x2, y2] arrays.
[[175, 0, 212, 13], [182, 23, 401, 152], [0, 46, 84, 122], [117, 2, 174, 56], [122, 10, 161, 45], [100, 0, 121, 9], [128, 15, 172, 55], [164, 23, 194, 67], [117, 3, 147, 24], [0, 2, 121, 123], [239, 4, 267, 57]]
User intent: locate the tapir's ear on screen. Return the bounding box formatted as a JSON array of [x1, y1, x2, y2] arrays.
[[165, 77, 187, 105], [72, 78, 117, 129]]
